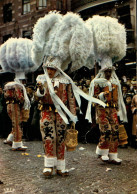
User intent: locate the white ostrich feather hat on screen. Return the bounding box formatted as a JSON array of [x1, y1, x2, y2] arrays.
[[86, 15, 127, 71], [32, 11, 94, 73], [0, 37, 40, 79]]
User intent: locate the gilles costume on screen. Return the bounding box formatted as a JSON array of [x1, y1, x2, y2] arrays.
[[0, 38, 39, 150], [36, 59, 76, 174], [32, 12, 105, 176], [85, 16, 127, 164], [90, 61, 127, 163], [4, 80, 30, 150]]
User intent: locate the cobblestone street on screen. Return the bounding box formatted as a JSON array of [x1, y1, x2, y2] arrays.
[[0, 138, 137, 194]]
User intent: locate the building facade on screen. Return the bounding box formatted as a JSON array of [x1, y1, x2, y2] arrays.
[[0, 0, 71, 44]]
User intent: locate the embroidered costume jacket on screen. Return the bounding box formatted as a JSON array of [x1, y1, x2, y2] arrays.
[[94, 83, 118, 108], [36, 75, 76, 116]]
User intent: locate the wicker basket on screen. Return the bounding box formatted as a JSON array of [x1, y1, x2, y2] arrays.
[[65, 129, 78, 151], [119, 124, 128, 145], [21, 109, 30, 122]]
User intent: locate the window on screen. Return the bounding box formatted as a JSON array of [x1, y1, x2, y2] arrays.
[[23, 31, 32, 39], [38, 0, 47, 9], [3, 3, 12, 23], [3, 34, 12, 43], [22, 0, 30, 14], [117, 5, 132, 29], [57, 0, 62, 10], [126, 30, 134, 44]]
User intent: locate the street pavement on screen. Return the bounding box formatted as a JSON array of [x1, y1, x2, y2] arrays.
[[0, 138, 137, 194]]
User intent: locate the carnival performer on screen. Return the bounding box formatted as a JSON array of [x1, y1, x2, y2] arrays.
[[35, 58, 77, 176], [92, 64, 126, 164], [86, 16, 127, 164], [3, 80, 29, 150], [0, 38, 40, 151], [32, 12, 105, 176]]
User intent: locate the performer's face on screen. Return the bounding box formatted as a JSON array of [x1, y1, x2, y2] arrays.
[[47, 67, 57, 78], [104, 69, 112, 80]]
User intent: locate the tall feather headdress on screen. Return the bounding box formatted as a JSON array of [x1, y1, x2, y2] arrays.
[[32, 11, 63, 67], [86, 15, 126, 70], [0, 37, 39, 79], [86, 15, 127, 123], [32, 11, 94, 72]]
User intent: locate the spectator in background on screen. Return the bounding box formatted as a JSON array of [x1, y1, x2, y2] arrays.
[[0, 85, 12, 138], [22, 83, 34, 140], [123, 93, 133, 147], [131, 93, 137, 148], [26, 84, 35, 103], [86, 80, 90, 88], [31, 85, 41, 141], [23, 83, 41, 140], [122, 84, 130, 103], [121, 75, 127, 83], [130, 80, 137, 95], [126, 78, 131, 87], [25, 83, 35, 140]]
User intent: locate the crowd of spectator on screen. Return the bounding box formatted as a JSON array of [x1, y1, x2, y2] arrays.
[[0, 74, 136, 148]]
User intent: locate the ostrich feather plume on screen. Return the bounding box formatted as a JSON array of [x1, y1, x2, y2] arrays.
[[86, 15, 127, 62], [32, 11, 63, 67], [0, 38, 38, 73], [51, 12, 94, 71], [32, 11, 94, 72]]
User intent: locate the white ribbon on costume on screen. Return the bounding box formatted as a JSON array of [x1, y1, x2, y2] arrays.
[[58, 67, 106, 109], [44, 69, 78, 124], [113, 71, 127, 122], [14, 78, 30, 110], [85, 70, 127, 123], [85, 77, 109, 123], [43, 67, 106, 124], [53, 79, 60, 88]]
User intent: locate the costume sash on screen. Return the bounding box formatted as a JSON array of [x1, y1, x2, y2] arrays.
[[43, 68, 106, 124]]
